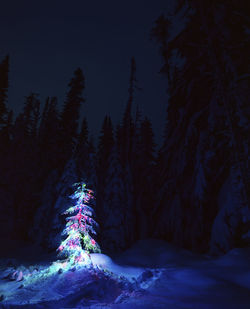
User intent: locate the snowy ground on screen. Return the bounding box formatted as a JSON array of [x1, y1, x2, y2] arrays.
[[0, 239, 250, 308]]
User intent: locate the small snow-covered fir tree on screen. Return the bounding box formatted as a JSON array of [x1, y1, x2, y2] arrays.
[[58, 182, 100, 264]]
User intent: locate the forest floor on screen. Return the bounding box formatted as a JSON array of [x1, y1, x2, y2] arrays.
[[0, 238, 250, 308]]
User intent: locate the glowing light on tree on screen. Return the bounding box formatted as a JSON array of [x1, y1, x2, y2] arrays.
[[58, 182, 100, 264]]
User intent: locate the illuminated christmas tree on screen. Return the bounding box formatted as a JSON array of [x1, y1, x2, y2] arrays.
[[58, 182, 100, 264]]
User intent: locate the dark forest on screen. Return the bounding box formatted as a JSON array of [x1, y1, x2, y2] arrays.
[[0, 1, 250, 308]]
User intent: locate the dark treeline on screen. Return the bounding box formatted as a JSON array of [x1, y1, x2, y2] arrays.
[[0, 0, 249, 255], [0, 56, 156, 254]]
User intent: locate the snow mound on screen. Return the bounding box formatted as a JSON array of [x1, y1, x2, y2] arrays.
[[91, 253, 145, 280], [114, 238, 203, 267]]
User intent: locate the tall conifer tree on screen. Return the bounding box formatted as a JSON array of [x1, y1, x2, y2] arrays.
[[0, 55, 9, 130], [151, 0, 250, 251], [60, 68, 85, 165]]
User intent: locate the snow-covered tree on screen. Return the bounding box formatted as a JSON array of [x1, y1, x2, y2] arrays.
[[58, 182, 100, 264], [151, 1, 250, 252], [100, 145, 126, 252]]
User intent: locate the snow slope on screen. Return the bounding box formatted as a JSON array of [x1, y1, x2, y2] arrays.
[[0, 239, 250, 308]]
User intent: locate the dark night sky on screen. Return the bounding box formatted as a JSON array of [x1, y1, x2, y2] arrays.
[[0, 0, 174, 146]]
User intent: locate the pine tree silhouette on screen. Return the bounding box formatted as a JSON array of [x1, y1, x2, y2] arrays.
[[38, 96, 60, 174], [151, 1, 250, 251], [0, 55, 9, 131], [60, 68, 85, 166]]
